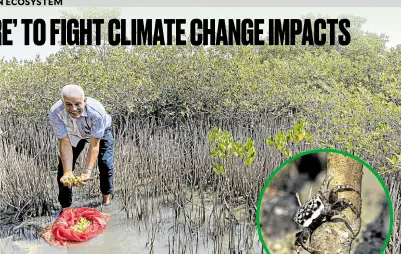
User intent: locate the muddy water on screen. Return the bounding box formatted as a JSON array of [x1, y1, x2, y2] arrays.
[[0, 197, 264, 254]]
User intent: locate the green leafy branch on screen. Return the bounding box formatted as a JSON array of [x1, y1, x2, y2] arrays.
[[208, 127, 257, 175], [266, 120, 310, 158], [378, 152, 401, 172]]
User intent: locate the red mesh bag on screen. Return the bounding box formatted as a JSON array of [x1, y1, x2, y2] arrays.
[[51, 207, 107, 245]]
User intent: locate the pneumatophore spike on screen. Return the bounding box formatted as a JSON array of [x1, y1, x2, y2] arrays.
[[296, 192, 303, 206]]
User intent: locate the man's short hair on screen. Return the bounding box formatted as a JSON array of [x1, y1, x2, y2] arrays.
[[61, 84, 85, 99]]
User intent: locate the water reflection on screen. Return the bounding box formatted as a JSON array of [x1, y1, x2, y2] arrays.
[[1, 197, 264, 254]]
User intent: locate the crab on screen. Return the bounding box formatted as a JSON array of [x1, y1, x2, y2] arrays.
[[293, 177, 361, 253]]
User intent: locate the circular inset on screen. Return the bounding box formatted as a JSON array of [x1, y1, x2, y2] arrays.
[[257, 149, 393, 254]]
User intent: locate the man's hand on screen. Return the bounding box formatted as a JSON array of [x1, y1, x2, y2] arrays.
[[60, 171, 75, 188], [74, 172, 91, 187], [81, 172, 91, 182], [60, 171, 90, 188]]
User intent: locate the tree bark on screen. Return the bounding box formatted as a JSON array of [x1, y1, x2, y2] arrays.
[[309, 153, 363, 254]]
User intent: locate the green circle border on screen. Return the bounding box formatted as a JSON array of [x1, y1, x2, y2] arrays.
[[256, 148, 394, 254]]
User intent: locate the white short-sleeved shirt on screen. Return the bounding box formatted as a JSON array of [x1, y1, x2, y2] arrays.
[[48, 97, 112, 147]]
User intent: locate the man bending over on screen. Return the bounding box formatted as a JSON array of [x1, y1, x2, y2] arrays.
[[49, 84, 114, 208]]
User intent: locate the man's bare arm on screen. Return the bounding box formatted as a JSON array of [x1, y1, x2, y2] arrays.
[[85, 136, 101, 170], [59, 137, 73, 173], [59, 137, 75, 188]]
